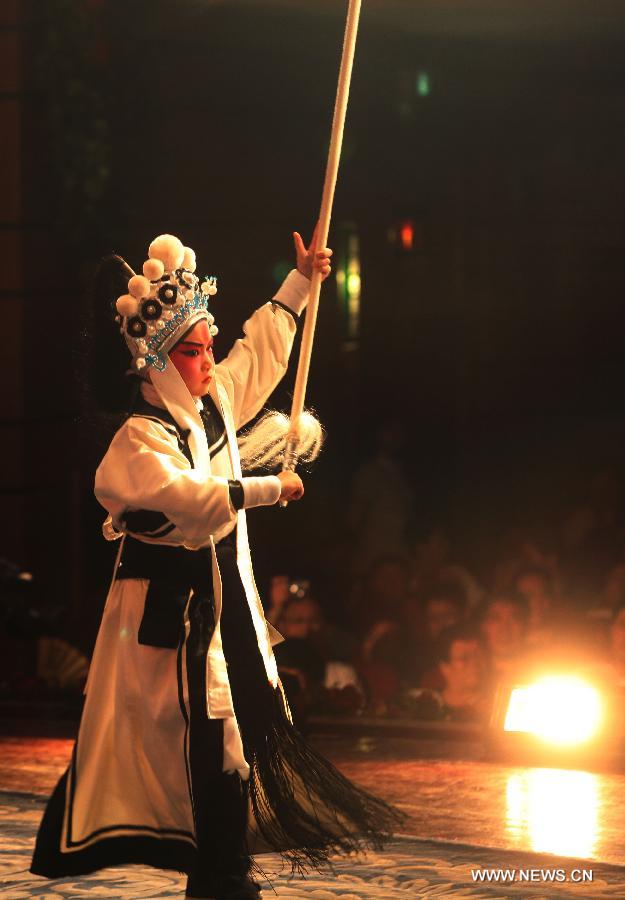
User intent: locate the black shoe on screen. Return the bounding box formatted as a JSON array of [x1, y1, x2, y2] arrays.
[[185, 873, 262, 899], [215, 874, 263, 899]]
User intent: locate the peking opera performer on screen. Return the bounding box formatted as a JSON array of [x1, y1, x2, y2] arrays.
[[30, 232, 404, 899]]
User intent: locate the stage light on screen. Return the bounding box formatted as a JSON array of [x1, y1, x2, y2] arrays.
[[399, 220, 414, 251], [347, 271, 361, 297], [335, 224, 361, 344], [503, 676, 603, 747]]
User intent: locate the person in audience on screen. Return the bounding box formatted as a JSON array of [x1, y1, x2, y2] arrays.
[[513, 565, 557, 650], [275, 596, 362, 724], [401, 580, 468, 689], [581, 562, 625, 653], [423, 581, 467, 641], [348, 419, 413, 577], [491, 530, 557, 597], [561, 467, 624, 610], [601, 562, 625, 614], [478, 593, 529, 683], [411, 528, 482, 612], [351, 556, 417, 715], [264, 573, 292, 627], [606, 601, 625, 687], [433, 624, 489, 722]]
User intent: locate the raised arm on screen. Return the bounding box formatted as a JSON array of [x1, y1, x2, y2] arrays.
[[215, 229, 332, 430], [215, 271, 308, 430]]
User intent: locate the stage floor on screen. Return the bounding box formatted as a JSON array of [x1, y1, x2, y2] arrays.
[[3, 726, 625, 897]]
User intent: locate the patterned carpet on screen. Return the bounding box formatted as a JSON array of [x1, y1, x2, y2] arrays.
[[3, 792, 625, 898]]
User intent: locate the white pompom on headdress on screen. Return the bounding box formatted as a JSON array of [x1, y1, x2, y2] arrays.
[[115, 234, 218, 372]]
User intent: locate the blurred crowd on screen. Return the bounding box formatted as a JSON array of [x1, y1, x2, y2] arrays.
[[265, 425, 625, 729]]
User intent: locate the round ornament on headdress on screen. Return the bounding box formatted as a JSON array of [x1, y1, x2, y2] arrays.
[[127, 316, 147, 338], [116, 294, 139, 318], [158, 283, 178, 305], [141, 298, 163, 321], [143, 258, 165, 281], [182, 247, 196, 272], [128, 274, 151, 299], [148, 234, 185, 273]]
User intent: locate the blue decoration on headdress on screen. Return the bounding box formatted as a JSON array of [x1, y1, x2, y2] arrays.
[[124, 269, 218, 373], [139, 279, 217, 371], [145, 352, 167, 372]]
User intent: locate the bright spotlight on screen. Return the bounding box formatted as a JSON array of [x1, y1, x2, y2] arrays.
[[503, 676, 603, 746]]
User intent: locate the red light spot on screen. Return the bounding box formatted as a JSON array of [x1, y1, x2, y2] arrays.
[[400, 221, 414, 251]]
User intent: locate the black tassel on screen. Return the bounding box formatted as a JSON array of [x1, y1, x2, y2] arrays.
[[215, 540, 407, 878], [241, 683, 407, 877]]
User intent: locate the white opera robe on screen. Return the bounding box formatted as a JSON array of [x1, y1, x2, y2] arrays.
[[30, 271, 310, 877]]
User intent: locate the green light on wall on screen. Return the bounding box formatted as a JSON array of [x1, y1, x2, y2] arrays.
[[272, 260, 291, 285], [335, 225, 361, 344], [416, 70, 430, 97]]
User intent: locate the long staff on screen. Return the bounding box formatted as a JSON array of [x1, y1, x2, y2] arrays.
[[283, 0, 362, 477]]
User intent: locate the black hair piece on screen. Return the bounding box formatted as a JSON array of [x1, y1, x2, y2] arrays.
[[75, 253, 141, 461]]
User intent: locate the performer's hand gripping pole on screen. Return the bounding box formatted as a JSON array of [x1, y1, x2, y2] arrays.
[[281, 0, 362, 505]]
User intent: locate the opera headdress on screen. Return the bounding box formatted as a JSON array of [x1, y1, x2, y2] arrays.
[[115, 234, 218, 373]]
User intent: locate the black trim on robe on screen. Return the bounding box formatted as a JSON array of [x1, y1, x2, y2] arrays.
[[120, 393, 242, 538], [130, 410, 193, 465], [122, 508, 174, 537], [30, 772, 196, 878], [271, 300, 299, 323], [228, 480, 245, 511]]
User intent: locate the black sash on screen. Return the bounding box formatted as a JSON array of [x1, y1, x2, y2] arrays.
[[115, 534, 234, 650]]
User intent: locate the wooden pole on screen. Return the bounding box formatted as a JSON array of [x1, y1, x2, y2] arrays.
[[283, 0, 362, 476]]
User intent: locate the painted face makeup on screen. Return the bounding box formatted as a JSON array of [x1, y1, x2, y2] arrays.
[[168, 319, 214, 397]]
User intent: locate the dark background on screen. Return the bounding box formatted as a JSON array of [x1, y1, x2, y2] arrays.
[[3, 0, 625, 650]]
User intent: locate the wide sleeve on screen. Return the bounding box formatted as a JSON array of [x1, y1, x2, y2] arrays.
[[94, 418, 236, 550], [215, 269, 309, 430]]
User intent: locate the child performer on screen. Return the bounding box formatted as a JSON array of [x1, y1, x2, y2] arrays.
[[30, 232, 404, 899]]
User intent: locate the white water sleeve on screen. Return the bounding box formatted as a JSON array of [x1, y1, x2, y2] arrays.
[[240, 475, 282, 508]]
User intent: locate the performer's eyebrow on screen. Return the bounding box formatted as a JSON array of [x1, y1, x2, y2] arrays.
[[178, 340, 212, 348]]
